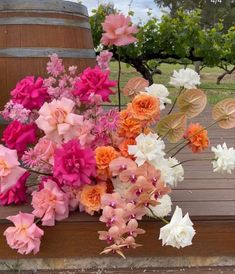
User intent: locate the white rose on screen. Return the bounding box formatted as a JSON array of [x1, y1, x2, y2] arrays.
[[168, 157, 184, 187], [145, 84, 171, 110], [212, 143, 235, 174], [128, 133, 165, 166], [147, 194, 172, 218], [159, 206, 195, 249], [169, 68, 200, 89]]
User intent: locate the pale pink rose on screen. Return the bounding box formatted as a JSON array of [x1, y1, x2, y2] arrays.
[[35, 97, 83, 143], [0, 145, 27, 193], [4, 212, 44, 255], [31, 179, 69, 226], [101, 14, 138, 46], [35, 138, 56, 165]]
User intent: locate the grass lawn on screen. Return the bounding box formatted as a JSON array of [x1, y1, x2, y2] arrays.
[[108, 62, 235, 106]]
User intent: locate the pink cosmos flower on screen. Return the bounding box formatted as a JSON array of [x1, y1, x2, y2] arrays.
[[47, 54, 65, 77], [101, 14, 138, 46], [0, 145, 27, 194], [99, 109, 120, 132], [32, 179, 69, 226], [4, 212, 44, 255], [11, 76, 48, 110], [2, 121, 37, 156], [97, 50, 113, 71], [53, 139, 96, 187], [0, 171, 29, 205], [35, 97, 83, 143], [73, 66, 116, 103]]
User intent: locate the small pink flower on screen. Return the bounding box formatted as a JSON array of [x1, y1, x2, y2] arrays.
[[101, 14, 138, 46], [73, 66, 116, 103], [2, 121, 37, 156], [97, 50, 113, 71], [53, 140, 96, 187], [32, 179, 69, 226], [4, 212, 44, 255], [125, 219, 145, 237], [0, 172, 29, 205], [35, 97, 83, 143], [98, 109, 120, 131], [47, 54, 65, 77], [0, 145, 27, 194], [1, 100, 31, 123], [11, 76, 48, 110]]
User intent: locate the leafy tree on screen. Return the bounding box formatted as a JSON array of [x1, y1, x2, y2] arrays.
[[90, 5, 234, 84]]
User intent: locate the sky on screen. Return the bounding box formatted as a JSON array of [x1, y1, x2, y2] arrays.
[[66, 0, 163, 22]]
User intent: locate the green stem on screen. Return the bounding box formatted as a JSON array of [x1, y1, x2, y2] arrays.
[[27, 169, 52, 176], [171, 158, 214, 168], [117, 50, 122, 111], [170, 141, 190, 158], [147, 206, 169, 224], [167, 87, 184, 115]]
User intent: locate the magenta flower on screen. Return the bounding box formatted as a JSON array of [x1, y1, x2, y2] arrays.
[[73, 66, 116, 103], [101, 14, 138, 46], [11, 76, 48, 110], [99, 109, 120, 131], [32, 180, 69, 226], [2, 121, 37, 156], [4, 212, 44, 255], [53, 140, 96, 187], [0, 171, 29, 205]]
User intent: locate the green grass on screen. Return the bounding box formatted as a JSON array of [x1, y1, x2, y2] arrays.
[[108, 62, 235, 106]]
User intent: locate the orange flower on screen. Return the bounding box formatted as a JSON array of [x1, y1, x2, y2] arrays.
[[95, 146, 118, 170], [119, 138, 136, 158], [127, 93, 160, 123], [184, 123, 209, 153], [80, 183, 107, 215], [118, 110, 142, 138]]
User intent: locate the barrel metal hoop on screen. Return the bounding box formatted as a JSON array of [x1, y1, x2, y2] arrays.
[[0, 48, 96, 59], [0, 0, 88, 17], [0, 17, 91, 29]]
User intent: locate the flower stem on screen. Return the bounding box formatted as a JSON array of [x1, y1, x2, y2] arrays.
[[147, 206, 169, 224], [167, 87, 184, 115], [117, 50, 122, 111], [170, 141, 190, 158], [171, 158, 213, 168], [26, 168, 53, 176]]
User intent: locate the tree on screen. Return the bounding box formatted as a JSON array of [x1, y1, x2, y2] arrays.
[[154, 0, 235, 30], [90, 5, 234, 84]]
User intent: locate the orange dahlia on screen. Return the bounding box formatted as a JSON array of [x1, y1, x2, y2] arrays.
[[127, 93, 160, 123], [79, 182, 107, 215], [117, 110, 142, 138], [119, 138, 136, 158], [184, 123, 209, 153], [95, 146, 118, 171]]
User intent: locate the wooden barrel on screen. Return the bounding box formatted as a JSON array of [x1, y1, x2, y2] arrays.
[[0, 0, 96, 110]]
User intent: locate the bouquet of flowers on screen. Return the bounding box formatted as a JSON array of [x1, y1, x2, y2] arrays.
[[1, 13, 235, 258]]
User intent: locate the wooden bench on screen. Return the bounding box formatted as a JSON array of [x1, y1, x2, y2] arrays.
[[0, 107, 234, 272]]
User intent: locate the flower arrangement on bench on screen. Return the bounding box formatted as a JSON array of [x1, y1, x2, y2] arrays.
[[1, 13, 235, 258]]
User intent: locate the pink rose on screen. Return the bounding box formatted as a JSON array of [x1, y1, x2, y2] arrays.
[[73, 66, 116, 103], [0, 145, 27, 194], [53, 140, 96, 187], [0, 171, 29, 205], [101, 14, 138, 46], [32, 179, 69, 226], [4, 212, 44, 255], [11, 76, 48, 110], [2, 121, 37, 156], [35, 138, 56, 165]]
